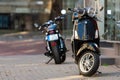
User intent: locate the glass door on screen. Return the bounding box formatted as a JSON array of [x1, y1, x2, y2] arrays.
[[105, 0, 120, 40], [114, 0, 120, 40], [0, 14, 10, 29]]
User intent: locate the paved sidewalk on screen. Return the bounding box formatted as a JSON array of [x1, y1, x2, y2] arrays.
[[0, 33, 120, 80], [0, 54, 119, 80]]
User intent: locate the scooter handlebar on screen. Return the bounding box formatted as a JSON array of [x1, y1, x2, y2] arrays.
[[39, 22, 49, 31], [68, 8, 86, 14], [54, 16, 64, 22]]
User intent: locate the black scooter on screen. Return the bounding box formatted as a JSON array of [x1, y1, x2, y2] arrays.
[[68, 7, 103, 76], [35, 11, 67, 64]]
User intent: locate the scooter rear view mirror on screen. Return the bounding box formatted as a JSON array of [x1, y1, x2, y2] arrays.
[[100, 6, 104, 11]]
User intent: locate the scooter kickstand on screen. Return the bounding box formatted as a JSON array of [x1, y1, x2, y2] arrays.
[[46, 57, 53, 64]]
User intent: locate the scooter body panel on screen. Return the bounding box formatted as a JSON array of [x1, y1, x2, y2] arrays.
[[76, 42, 100, 56]]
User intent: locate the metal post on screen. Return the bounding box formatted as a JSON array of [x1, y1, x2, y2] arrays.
[[84, 0, 85, 8]]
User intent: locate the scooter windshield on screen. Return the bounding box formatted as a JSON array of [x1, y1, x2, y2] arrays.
[[48, 24, 57, 31]]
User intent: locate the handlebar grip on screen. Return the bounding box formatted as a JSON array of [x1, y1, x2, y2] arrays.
[[38, 26, 42, 30], [68, 8, 72, 11]]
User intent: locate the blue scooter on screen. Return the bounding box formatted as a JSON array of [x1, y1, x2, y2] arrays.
[[35, 11, 67, 64]]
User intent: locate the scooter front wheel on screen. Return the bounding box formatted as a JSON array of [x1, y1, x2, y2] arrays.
[[78, 51, 100, 76]]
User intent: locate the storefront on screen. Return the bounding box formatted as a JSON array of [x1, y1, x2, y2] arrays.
[[104, 0, 120, 41]]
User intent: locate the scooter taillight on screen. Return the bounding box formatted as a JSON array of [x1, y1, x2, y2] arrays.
[[49, 30, 55, 34], [51, 42, 57, 46]]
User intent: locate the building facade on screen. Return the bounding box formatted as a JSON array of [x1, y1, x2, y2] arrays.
[[0, 0, 50, 31], [0, 0, 74, 31], [0, 0, 120, 41]]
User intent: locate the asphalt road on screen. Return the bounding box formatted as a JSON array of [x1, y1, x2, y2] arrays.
[[0, 39, 46, 56]]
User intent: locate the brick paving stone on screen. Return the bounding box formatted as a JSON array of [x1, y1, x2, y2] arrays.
[[0, 39, 46, 56], [0, 37, 120, 80], [0, 54, 119, 80]]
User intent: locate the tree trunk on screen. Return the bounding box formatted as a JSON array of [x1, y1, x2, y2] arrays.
[[49, 0, 63, 33], [49, 0, 62, 20]]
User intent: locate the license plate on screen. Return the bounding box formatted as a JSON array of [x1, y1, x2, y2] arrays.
[[47, 34, 58, 41]]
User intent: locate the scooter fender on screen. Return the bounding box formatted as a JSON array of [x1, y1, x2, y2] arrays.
[[76, 43, 100, 56]]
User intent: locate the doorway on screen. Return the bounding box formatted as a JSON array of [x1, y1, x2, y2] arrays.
[[0, 14, 10, 29]]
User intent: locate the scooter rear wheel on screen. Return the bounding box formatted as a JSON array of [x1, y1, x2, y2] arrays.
[[78, 51, 100, 76], [60, 52, 66, 63], [52, 46, 61, 64]]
